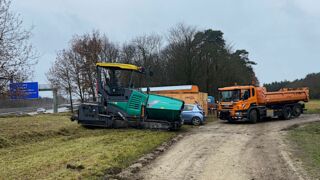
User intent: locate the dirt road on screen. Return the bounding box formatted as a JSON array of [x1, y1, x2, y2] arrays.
[[137, 114, 320, 180]]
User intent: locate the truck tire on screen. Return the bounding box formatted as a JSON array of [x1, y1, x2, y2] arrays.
[[192, 117, 201, 126], [292, 104, 302, 117], [281, 106, 292, 120], [249, 109, 258, 124]]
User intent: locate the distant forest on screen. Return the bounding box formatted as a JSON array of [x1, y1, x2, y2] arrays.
[[264, 73, 320, 99], [47, 24, 258, 102]]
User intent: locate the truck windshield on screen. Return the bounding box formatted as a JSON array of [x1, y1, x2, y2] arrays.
[[219, 90, 240, 102]]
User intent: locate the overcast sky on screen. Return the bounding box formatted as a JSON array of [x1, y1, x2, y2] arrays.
[[12, 0, 320, 86]]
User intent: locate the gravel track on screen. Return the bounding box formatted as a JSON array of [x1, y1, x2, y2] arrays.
[[136, 114, 320, 180]]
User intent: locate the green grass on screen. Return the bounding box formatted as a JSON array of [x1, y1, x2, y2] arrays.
[[0, 114, 176, 179], [305, 100, 320, 114], [288, 122, 320, 178]]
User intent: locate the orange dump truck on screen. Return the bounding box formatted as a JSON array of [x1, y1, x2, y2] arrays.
[[217, 85, 309, 123], [141, 85, 208, 115]]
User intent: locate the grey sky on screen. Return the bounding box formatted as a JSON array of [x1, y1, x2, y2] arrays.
[[12, 0, 320, 86]]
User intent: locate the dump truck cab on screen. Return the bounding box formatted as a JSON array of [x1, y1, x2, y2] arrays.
[[218, 85, 258, 121], [72, 63, 184, 130]]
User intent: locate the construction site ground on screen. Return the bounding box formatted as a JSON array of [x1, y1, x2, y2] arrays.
[[136, 114, 320, 180]]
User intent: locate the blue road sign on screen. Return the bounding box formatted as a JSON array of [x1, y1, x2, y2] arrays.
[[10, 82, 39, 99]]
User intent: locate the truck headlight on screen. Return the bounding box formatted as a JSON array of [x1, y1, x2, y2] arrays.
[[235, 112, 242, 116]]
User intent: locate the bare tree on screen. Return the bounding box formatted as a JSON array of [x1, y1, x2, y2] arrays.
[[72, 32, 102, 101], [46, 51, 74, 112], [120, 43, 136, 64], [132, 34, 162, 67], [130, 34, 162, 86], [100, 35, 119, 63], [166, 23, 197, 84], [67, 50, 86, 102], [0, 0, 37, 94]]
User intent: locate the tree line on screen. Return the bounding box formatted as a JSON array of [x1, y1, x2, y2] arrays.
[[47, 24, 258, 107], [0, 1, 258, 102], [264, 73, 320, 99]]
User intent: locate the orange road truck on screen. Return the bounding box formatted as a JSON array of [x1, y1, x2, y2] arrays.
[[217, 85, 309, 123]]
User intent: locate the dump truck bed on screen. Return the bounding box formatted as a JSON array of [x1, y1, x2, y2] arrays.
[[257, 87, 309, 105]]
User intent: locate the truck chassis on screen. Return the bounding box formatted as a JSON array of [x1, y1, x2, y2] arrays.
[[219, 102, 305, 123]]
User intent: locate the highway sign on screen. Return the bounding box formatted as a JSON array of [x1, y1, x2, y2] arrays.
[[9, 82, 39, 99]]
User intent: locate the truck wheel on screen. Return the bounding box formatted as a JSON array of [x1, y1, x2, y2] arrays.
[[249, 110, 258, 124], [292, 104, 302, 117], [192, 117, 201, 126], [282, 106, 292, 120]]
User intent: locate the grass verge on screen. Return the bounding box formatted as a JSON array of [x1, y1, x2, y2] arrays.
[[287, 122, 320, 179], [0, 114, 177, 179], [305, 100, 320, 114]]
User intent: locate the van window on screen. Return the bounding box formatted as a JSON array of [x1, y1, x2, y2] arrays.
[[252, 88, 255, 97]]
